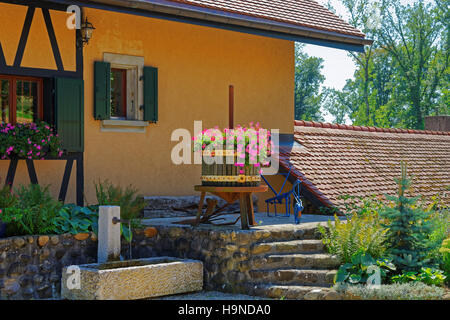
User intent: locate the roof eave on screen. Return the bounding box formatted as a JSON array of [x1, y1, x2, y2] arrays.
[[50, 0, 372, 52]]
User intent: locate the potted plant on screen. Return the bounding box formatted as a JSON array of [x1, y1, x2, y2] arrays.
[[0, 122, 63, 160], [193, 122, 273, 187]]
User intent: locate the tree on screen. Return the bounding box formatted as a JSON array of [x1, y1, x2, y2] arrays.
[[323, 48, 402, 127], [377, 0, 449, 129], [380, 163, 439, 273], [294, 43, 325, 121], [323, 0, 448, 129]]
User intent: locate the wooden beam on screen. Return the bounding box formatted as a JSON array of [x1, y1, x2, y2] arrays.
[[75, 153, 84, 206], [58, 158, 74, 202], [14, 6, 35, 67], [5, 159, 18, 187], [42, 8, 64, 71], [0, 43, 6, 67], [25, 159, 38, 184], [229, 85, 234, 129]]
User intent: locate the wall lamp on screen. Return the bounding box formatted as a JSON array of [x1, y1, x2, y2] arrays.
[[79, 17, 95, 47]]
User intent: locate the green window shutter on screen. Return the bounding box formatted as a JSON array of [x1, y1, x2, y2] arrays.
[[143, 66, 158, 122], [55, 78, 84, 152], [94, 61, 111, 120]]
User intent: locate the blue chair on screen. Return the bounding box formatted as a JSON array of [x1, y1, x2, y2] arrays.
[[261, 166, 304, 224]]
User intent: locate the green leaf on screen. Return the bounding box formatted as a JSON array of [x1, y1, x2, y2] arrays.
[[335, 268, 348, 283], [121, 224, 132, 243], [349, 273, 362, 284]]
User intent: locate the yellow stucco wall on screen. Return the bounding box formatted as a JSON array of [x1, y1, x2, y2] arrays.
[[0, 4, 294, 207]]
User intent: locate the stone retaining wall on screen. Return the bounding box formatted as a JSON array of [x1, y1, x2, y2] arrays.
[[1, 223, 318, 300], [0, 232, 155, 300], [143, 224, 322, 294], [0, 233, 98, 299]]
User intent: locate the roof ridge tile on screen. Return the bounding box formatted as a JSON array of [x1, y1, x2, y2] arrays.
[[293, 120, 450, 136]]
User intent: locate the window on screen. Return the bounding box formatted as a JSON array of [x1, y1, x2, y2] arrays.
[[0, 75, 43, 124], [110, 68, 127, 119], [94, 54, 158, 132]]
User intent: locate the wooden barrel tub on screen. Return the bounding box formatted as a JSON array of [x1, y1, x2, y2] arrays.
[[201, 150, 261, 187]]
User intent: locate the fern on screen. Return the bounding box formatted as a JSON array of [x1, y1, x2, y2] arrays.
[[318, 213, 388, 263]]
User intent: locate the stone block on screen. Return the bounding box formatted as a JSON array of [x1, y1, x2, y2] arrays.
[[61, 257, 203, 300], [97, 206, 121, 263]]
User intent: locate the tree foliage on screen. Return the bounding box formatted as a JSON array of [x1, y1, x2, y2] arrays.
[[323, 0, 449, 129], [379, 163, 440, 273], [294, 43, 325, 121]]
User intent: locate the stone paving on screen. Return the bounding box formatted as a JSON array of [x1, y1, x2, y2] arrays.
[[142, 213, 341, 229], [154, 291, 270, 300]]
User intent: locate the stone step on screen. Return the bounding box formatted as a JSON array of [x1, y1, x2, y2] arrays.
[[250, 239, 324, 256], [263, 253, 340, 270], [249, 269, 336, 286], [246, 283, 332, 300], [253, 224, 324, 242]]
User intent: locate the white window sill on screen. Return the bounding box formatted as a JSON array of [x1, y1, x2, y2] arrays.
[[100, 119, 149, 133]]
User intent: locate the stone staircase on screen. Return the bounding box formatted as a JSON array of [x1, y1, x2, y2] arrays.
[[241, 225, 340, 300]]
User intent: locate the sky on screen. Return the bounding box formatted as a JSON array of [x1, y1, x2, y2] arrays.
[[301, 0, 357, 122], [303, 0, 357, 91]]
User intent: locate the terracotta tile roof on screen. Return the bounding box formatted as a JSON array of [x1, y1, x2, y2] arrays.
[[279, 121, 450, 210], [163, 0, 366, 38]]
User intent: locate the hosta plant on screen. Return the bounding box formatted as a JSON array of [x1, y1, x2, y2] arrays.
[[391, 268, 446, 286], [335, 250, 396, 285], [54, 204, 98, 235]]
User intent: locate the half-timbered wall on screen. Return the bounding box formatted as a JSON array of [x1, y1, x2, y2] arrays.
[[0, 1, 83, 204]]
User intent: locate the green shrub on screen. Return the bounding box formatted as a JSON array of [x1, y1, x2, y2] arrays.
[[0, 184, 17, 209], [94, 179, 146, 221], [439, 238, 450, 284], [2, 184, 62, 235], [380, 163, 440, 273], [334, 282, 445, 300], [339, 194, 385, 216], [335, 250, 396, 285], [94, 180, 146, 242], [318, 213, 388, 263], [54, 204, 98, 235], [391, 267, 447, 286], [428, 210, 450, 261]]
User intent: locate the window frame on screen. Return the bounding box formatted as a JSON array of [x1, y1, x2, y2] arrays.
[[110, 67, 128, 120], [103, 53, 144, 122], [0, 74, 43, 124]]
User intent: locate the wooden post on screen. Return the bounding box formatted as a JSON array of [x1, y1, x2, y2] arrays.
[[239, 193, 249, 230], [195, 192, 206, 225], [246, 193, 256, 226], [229, 85, 234, 129]]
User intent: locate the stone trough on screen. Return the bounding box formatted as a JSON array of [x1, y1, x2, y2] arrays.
[[61, 206, 203, 300], [61, 257, 203, 300]]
